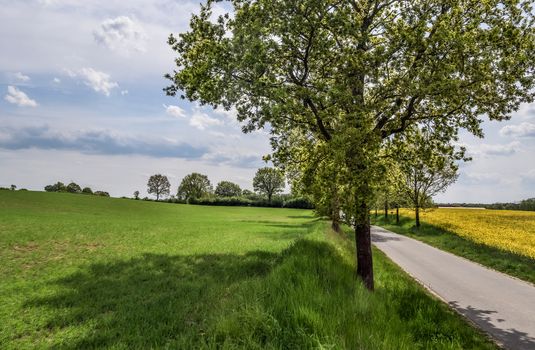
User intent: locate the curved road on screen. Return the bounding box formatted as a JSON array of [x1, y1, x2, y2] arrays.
[[371, 226, 535, 350]]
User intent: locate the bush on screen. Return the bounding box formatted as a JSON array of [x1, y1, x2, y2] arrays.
[[283, 197, 315, 209], [66, 182, 82, 193], [94, 191, 110, 197], [82, 187, 93, 195], [188, 196, 286, 208], [44, 182, 66, 192], [189, 196, 252, 206]]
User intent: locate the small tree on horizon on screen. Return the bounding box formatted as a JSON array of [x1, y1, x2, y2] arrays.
[[147, 174, 171, 201], [10, 184, 16, 191], [44, 182, 66, 192], [66, 182, 82, 193], [177, 173, 212, 201], [215, 181, 242, 197], [82, 187, 93, 195], [253, 167, 285, 203], [133, 190, 140, 200]]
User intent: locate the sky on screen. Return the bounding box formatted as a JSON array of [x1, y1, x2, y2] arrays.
[[1, 0, 534, 203]]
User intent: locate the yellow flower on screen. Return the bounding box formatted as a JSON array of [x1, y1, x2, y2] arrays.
[[400, 208, 535, 259]]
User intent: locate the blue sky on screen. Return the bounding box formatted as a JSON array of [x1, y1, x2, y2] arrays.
[[1, 0, 534, 202]]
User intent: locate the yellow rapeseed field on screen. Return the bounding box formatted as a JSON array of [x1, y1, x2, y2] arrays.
[[402, 208, 535, 259]]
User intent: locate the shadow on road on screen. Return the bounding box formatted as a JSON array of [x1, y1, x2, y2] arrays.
[[449, 301, 535, 350]]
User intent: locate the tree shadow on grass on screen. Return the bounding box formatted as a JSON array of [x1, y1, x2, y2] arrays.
[[24, 250, 280, 349], [21, 239, 497, 349], [239, 219, 322, 242], [286, 215, 316, 219]]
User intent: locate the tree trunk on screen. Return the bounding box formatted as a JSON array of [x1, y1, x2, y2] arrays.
[[374, 207, 378, 218], [156, 193, 160, 201], [268, 193, 272, 204], [396, 206, 399, 224], [355, 201, 374, 291], [331, 190, 341, 233], [384, 200, 388, 221], [415, 206, 420, 228]]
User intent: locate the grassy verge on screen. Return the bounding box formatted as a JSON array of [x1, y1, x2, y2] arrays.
[[0, 191, 496, 349], [372, 214, 535, 285]]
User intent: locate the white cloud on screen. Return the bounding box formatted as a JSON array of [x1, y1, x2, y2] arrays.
[[4, 86, 38, 107], [93, 16, 147, 54], [520, 169, 535, 181], [53, 77, 61, 84], [465, 172, 502, 182], [120, 90, 128, 95], [478, 142, 519, 156], [68, 67, 119, 96], [500, 122, 535, 138], [14, 72, 30, 82], [189, 111, 223, 130], [165, 104, 186, 118], [214, 106, 238, 120], [463, 171, 519, 187]]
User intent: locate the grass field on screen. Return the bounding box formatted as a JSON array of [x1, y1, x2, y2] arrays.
[[373, 208, 535, 285], [0, 191, 496, 349]]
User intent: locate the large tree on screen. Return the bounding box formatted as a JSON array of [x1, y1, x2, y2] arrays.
[[177, 173, 213, 201], [253, 167, 285, 203], [166, 0, 535, 290], [147, 174, 171, 201], [215, 180, 242, 197]]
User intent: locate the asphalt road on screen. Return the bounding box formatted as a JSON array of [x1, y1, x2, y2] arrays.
[[371, 225, 535, 350]]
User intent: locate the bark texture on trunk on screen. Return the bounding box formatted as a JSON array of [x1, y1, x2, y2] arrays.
[[331, 190, 341, 233], [355, 201, 374, 291], [332, 220, 341, 233], [415, 206, 420, 228], [396, 206, 399, 224], [384, 201, 388, 220]]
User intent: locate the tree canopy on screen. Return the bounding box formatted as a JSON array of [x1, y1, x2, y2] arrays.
[[392, 127, 465, 226], [82, 187, 93, 195], [177, 173, 213, 201], [147, 174, 171, 201], [215, 181, 242, 197], [167, 0, 535, 290], [66, 182, 82, 194], [253, 167, 285, 203]]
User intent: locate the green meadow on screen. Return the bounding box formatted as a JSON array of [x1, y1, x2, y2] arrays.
[[0, 191, 495, 349]]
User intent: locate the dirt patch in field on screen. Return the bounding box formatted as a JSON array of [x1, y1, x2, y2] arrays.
[[6, 240, 105, 271], [12, 242, 40, 252]]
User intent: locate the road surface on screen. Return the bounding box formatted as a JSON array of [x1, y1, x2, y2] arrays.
[[371, 225, 535, 350]]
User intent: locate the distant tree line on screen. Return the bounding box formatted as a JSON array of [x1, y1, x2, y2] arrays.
[[141, 167, 313, 209], [436, 198, 535, 212], [43, 181, 110, 197], [0, 185, 28, 191]]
